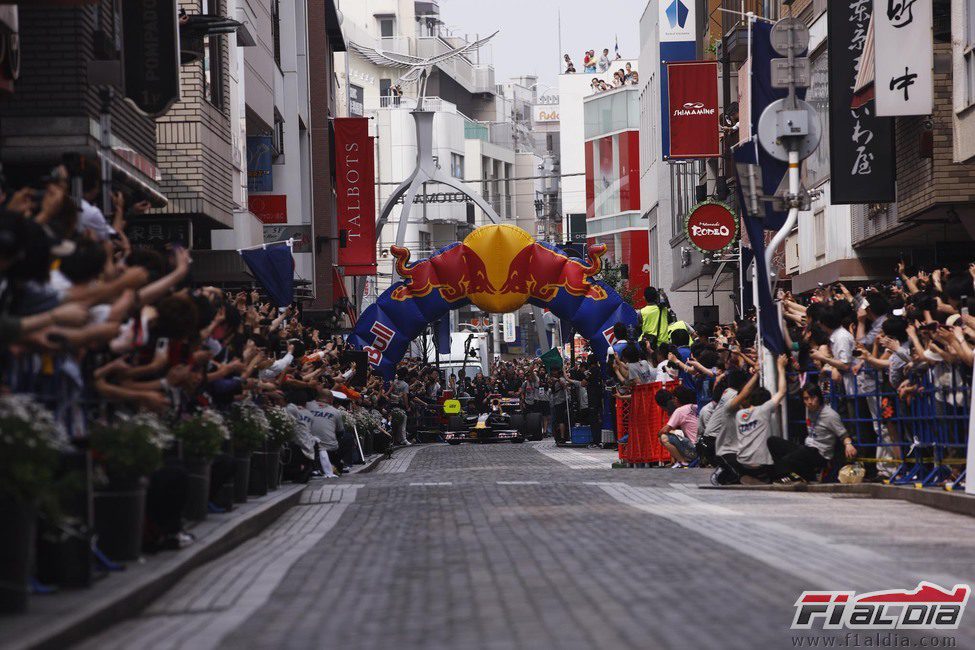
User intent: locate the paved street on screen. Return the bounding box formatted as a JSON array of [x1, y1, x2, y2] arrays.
[[82, 442, 975, 650]]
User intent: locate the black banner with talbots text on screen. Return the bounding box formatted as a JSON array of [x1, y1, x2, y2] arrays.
[[826, 1, 896, 204]]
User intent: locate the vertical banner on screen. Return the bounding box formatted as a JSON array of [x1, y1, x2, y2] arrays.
[[667, 60, 720, 159], [738, 57, 752, 145], [503, 313, 517, 343], [659, 0, 697, 159], [247, 136, 274, 193], [349, 84, 364, 116], [873, 0, 934, 116], [827, 1, 896, 204], [122, 0, 181, 117], [334, 118, 377, 275]]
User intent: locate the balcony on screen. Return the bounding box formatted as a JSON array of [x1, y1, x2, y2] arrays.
[[378, 36, 414, 58], [415, 0, 440, 15], [583, 85, 639, 141], [379, 95, 456, 113], [415, 36, 495, 95], [718, 0, 779, 63], [462, 117, 524, 151]]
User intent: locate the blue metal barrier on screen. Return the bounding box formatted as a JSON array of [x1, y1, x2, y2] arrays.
[[786, 364, 970, 488]]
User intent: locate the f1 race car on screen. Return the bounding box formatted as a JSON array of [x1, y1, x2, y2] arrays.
[[444, 396, 543, 444]]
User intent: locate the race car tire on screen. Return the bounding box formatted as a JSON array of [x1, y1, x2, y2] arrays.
[[525, 413, 543, 441], [448, 440, 461, 446], [509, 414, 525, 435], [512, 436, 525, 444], [447, 415, 465, 432]]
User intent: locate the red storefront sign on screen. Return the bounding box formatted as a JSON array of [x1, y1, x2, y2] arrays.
[[249, 194, 287, 224], [334, 117, 377, 276], [666, 60, 720, 159], [685, 201, 738, 252]]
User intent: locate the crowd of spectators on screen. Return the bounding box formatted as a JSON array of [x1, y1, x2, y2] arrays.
[[585, 63, 638, 94], [4, 155, 972, 575], [592, 264, 974, 488], [0, 162, 459, 560]]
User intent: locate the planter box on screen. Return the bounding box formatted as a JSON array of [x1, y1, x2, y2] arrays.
[[233, 453, 251, 504], [248, 452, 269, 497], [0, 499, 35, 614], [182, 458, 211, 521], [93, 483, 146, 562], [266, 446, 281, 491]]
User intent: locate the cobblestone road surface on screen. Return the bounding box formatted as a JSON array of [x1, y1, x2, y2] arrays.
[[81, 441, 975, 650]]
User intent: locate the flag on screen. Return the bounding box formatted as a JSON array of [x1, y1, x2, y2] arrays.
[[240, 244, 294, 308], [614, 36, 620, 59], [539, 347, 564, 371], [731, 20, 806, 355], [435, 317, 451, 355]]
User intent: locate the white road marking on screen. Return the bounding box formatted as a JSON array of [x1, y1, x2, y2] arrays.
[[594, 481, 965, 591], [531, 440, 613, 470]]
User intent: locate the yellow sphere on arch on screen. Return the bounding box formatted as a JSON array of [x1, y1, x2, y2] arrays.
[[462, 224, 534, 313]]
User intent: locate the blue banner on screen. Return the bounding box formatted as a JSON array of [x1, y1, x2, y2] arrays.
[[732, 20, 807, 355], [247, 135, 274, 193], [240, 245, 294, 308]]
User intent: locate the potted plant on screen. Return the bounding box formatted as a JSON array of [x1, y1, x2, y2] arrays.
[[0, 395, 63, 613], [265, 406, 296, 491], [90, 413, 170, 561], [173, 409, 229, 519], [227, 402, 269, 497], [355, 410, 381, 458]]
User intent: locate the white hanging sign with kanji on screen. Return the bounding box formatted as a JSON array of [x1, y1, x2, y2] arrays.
[[874, 0, 934, 116]]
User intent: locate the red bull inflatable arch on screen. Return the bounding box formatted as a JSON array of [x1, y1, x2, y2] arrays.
[[347, 224, 640, 378]]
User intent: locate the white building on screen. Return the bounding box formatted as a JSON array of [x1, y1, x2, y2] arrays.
[[211, 0, 317, 287], [788, 6, 859, 293], [637, 0, 734, 324], [558, 59, 638, 242]]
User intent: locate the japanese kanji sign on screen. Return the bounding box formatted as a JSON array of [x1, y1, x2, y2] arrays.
[[827, 0, 896, 204], [874, 0, 934, 116]]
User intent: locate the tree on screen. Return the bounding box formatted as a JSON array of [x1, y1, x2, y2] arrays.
[[597, 260, 636, 306]]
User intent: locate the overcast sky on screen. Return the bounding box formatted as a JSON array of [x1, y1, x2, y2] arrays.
[[437, 0, 642, 89]]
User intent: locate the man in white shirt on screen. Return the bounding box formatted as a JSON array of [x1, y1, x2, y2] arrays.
[[721, 355, 788, 484], [597, 48, 611, 72], [305, 389, 346, 477], [260, 342, 294, 381], [77, 165, 116, 242]]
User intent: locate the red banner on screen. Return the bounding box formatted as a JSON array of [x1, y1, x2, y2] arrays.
[[334, 118, 377, 275], [666, 60, 720, 159], [249, 194, 287, 224]]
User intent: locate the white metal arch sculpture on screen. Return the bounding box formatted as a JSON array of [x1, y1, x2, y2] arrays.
[[349, 32, 502, 249]]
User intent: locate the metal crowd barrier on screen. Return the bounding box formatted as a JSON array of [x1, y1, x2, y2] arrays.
[[786, 365, 970, 489]]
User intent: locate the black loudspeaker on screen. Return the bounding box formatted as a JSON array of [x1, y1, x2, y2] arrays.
[[693, 305, 720, 329], [341, 349, 369, 388]]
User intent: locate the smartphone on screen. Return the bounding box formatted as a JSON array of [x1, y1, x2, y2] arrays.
[[962, 296, 969, 318], [852, 349, 863, 357]]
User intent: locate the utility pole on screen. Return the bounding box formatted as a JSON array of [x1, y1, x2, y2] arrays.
[[755, 1, 820, 435]]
